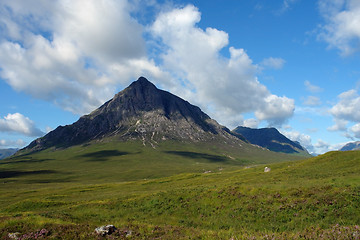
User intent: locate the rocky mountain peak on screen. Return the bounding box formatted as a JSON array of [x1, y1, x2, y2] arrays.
[[23, 77, 244, 152], [233, 126, 308, 155]]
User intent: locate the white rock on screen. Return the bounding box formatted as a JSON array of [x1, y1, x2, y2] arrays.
[[264, 167, 271, 172], [95, 225, 117, 236]]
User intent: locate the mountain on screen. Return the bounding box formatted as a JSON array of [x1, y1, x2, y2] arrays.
[[339, 141, 360, 151], [233, 126, 309, 155], [22, 77, 246, 153], [0, 148, 18, 159], [9, 77, 308, 183]]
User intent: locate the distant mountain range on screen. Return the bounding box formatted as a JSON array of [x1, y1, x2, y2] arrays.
[[339, 141, 360, 151], [0, 148, 18, 159], [233, 126, 309, 155]]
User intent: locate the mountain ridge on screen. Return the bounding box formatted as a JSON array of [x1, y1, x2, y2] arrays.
[[339, 141, 360, 151], [232, 126, 309, 155]]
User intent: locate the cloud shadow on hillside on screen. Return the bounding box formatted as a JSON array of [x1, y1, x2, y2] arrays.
[[0, 158, 55, 165], [0, 169, 59, 179], [165, 151, 229, 162], [80, 150, 130, 161]]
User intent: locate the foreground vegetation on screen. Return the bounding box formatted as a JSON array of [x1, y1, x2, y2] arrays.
[[0, 146, 359, 239]]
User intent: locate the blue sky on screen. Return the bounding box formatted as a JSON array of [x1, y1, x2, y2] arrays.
[[0, 0, 360, 154]]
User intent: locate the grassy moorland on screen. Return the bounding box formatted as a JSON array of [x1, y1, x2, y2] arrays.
[[0, 139, 305, 184], [0, 144, 359, 239]]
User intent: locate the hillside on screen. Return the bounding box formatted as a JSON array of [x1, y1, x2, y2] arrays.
[[0, 151, 359, 239], [233, 126, 309, 155], [1, 139, 304, 184]]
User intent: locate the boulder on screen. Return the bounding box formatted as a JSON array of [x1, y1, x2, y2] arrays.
[[95, 225, 117, 236], [264, 167, 271, 172]]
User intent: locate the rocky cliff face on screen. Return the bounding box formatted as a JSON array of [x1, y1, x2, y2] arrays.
[[233, 126, 308, 154], [24, 77, 245, 152]]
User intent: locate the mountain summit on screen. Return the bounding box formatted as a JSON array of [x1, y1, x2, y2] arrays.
[[24, 77, 244, 152], [233, 126, 309, 155]]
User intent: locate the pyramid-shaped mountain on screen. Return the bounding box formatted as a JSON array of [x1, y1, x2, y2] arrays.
[[233, 126, 309, 155], [24, 77, 246, 152]]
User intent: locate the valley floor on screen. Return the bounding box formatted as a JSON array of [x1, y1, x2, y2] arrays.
[[0, 151, 359, 239]]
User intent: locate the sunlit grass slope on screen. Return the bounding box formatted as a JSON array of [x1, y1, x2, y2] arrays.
[[0, 149, 359, 239], [1, 139, 304, 184]]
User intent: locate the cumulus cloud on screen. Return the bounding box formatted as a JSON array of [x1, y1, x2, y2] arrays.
[[0, 113, 43, 137], [150, 5, 294, 127], [0, 0, 162, 115], [261, 57, 286, 70], [349, 123, 360, 138], [281, 129, 314, 153], [318, 0, 360, 55], [0, 1, 295, 128], [282, 129, 346, 154], [328, 88, 360, 139], [304, 80, 323, 93], [255, 95, 295, 127], [328, 118, 348, 132], [330, 89, 360, 123], [243, 118, 260, 128], [314, 139, 331, 153], [313, 139, 344, 153]]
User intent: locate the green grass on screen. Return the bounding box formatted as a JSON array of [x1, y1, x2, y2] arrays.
[[1, 139, 304, 184], [0, 144, 359, 239]]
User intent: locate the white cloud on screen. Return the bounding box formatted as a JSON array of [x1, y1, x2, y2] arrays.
[[261, 57, 286, 70], [243, 118, 260, 128], [313, 139, 344, 153], [330, 89, 360, 123], [318, 0, 360, 55], [349, 123, 360, 138], [328, 118, 348, 131], [150, 5, 294, 128], [0, 139, 26, 148], [0, 2, 295, 129], [0, 0, 162, 115], [327, 88, 360, 139], [304, 80, 323, 93], [58, 0, 146, 62], [255, 95, 295, 127], [282, 130, 343, 154], [0, 113, 43, 137], [303, 96, 322, 106], [281, 129, 314, 153], [314, 139, 331, 153], [45, 126, 53, 133]]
